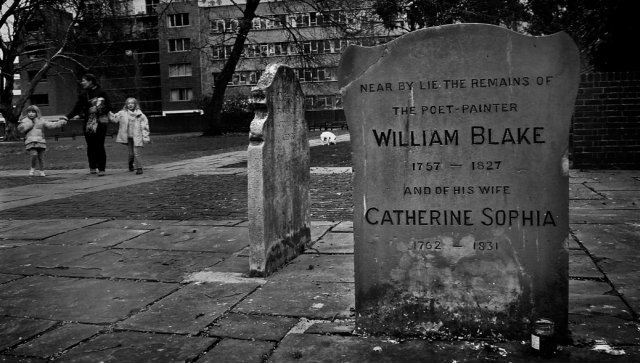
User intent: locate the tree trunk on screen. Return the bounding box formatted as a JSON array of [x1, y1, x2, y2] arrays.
[[3, 120, 20, 141], [203, 0, 260, 136]]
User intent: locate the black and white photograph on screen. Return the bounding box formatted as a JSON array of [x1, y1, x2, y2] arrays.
[[1, 0, 638, 361]]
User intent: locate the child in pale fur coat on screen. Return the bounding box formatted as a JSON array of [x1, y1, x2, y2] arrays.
[[108, 98, 150, 174], [17, 105, 67, 176]]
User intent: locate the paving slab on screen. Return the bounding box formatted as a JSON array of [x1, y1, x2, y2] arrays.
[[41, 228, 149, 247], [569, 314, 640, 346], [0, 317, 56, 351], [309, 232, 353, 254], [0, 276, 177, 323], [269, 334, 574, 362], [235, 281, 354, 319], [57, 331, 216, 362], [173, 219, 245, 226], [0, 273, 22, 284], [84, 219, 170, 230], [117, 282, 260, 334], [118, 225, 249, 253], [573, 171, 640, 181], [569, 250, 604, 279], [569, 280, 633, 320], [10, 323, 102, 359], [566, 346, 640, 362], [597, 268, 640, 313], [571, 223, 640, 310], [0, 220, 32, 232], [599, 190, 640, 202], [572, 223, 640, 258], [570, 199, 639, 209], [570, 209, 640, 224], [0, 355, 46, 362], [0, 244, 104, 275], [206, 312, 298, 341], [0, 219, 106, 240], [269, 254, 354, 283], [569, 184, 606, 200], [331, 221, 353, 233], [0, 239, 37, 248], [234, 245, 250, 257], [585, 181, 640, 191], [569, 178, 599, 184], [305, 320, 356, 335], [58, 249, 225, 282], [205, 256, 250, 274], [310, 223, 334, 243], [0, 194, 41, 203], [197, 338, 274, 363], [567, 233, 582, 250]]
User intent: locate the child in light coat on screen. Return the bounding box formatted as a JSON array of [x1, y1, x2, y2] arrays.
[[17, 105, 67, 176], [108, 98, 150, 174]]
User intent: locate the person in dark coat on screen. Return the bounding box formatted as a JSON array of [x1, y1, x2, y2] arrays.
[[65, 73, 112, 176]]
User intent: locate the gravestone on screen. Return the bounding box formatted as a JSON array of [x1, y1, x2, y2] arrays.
[[338, 24, 580, 340], [248, 63, 311, 277]]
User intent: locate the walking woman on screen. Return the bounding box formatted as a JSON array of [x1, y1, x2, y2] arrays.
[[65, 73, 112, 176]]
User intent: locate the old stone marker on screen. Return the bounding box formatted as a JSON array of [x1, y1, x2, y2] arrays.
[[338, 24, 579, 340], [248, 63, 311, 277]]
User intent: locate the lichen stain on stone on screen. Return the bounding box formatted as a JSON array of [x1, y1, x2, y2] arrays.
[[357, 282, 532, 339], [370, 232, 531, 338]]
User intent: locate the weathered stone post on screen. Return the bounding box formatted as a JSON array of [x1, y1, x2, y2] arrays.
[[338, 24, 580, 341], [248, 63, 311, 277]]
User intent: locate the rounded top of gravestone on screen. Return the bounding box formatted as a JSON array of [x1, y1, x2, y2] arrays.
[[338, 23, 578, 90]]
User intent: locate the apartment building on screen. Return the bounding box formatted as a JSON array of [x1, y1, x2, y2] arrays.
[[157, 0, 203, 115], [15, 1, 161, 116], [19, 0, 399, 118], [161, 0, 400, 113], [87, 0, 163, 114]]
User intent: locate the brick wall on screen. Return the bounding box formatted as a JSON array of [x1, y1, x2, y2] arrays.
[[571, 72, 640, 169]]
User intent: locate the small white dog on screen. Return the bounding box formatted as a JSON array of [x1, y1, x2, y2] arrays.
[[320, 131, 337, 145]]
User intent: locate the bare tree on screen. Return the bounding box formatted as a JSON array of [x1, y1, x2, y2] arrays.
[[202, 0, 261, 136], [191, 0, 389, 135], [0, 0, 122, 140]]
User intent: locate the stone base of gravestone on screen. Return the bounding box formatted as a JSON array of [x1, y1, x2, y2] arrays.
[[248, 64, 311, 277], [339, 24, 579, 341]]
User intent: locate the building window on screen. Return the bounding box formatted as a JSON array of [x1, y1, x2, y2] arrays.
[[168, 13, 189, 27], [169, 63, 192, 77], [168, 38, 191, 52], [249, 72, 258, 84], [170, 88, 193, 101], [212, 46, 222, 59], [227, 19, 238, 32], [30, 94, 49, 106], [304, 96, 314, 109], [145, 0, 159, 15], [14, 75, 22, 95]]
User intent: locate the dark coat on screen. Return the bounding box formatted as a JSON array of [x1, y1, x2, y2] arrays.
[[66, 86, 112, 134]]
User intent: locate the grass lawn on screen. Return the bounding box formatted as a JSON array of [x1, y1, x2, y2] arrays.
[[1, 129, 351, 171]]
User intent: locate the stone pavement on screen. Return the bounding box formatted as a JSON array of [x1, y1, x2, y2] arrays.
[[0, 133, 639, 362]]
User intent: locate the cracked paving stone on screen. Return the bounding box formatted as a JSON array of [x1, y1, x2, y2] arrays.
[[0, 276, 177, 323], [57, 331, 216, 362], [117, 282, 260, 334]]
